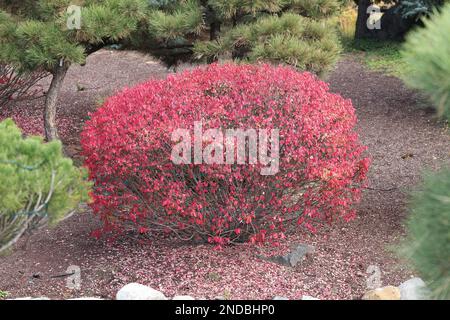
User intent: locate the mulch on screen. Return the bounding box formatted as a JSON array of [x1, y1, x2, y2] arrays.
[[0, 51, 449, 300]]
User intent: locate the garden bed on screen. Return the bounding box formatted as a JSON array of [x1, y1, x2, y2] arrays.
[[0, 50, 449, 300]]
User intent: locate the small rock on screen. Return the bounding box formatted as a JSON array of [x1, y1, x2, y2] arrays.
[[116, 283, 167, 300], [259, 243, 315, 267], [399, 277, 430, 300], [287, 244, 315, 267], [362, 286, 401, 300], [302, 295, 320, 300], [173, 295, 195, 300], [273, 296, 289, 300]]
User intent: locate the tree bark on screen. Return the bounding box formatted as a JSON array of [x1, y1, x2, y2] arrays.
[[210, 21, 220, 41], [355, 0, 372, 39], [44, 61, 69, 141]]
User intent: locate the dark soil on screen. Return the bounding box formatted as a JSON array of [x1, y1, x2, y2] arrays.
[[0, 52, 449, 300]]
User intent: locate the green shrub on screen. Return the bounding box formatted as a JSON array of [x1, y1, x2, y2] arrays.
[[402, 4, 450, 121], [400, 168, 450, 299], [194, 13, 341, 76], [0, 119, 91, 253]]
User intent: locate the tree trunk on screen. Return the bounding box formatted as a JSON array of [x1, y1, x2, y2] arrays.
[[44, 61, 69, 141], [355, 1, 415, 41], [355, 0, 372, 39], [210, 21, 220, 41]]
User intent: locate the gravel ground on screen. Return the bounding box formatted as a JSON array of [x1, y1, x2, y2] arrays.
[[0, 51, 449, 300]]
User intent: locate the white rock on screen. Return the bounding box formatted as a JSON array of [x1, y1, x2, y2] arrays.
[[399, 277, 430, 300], [172, 295, 195, 300], [116, 283, 167, 300], [272, 296, 289, 300], [302, 295, 320, 300]]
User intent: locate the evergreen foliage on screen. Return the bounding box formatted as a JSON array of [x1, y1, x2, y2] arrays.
[[400, 8, 450, 297], [401, 3, 450, 121], [400, 168, 450, 299], [0, 1, 342, 139], [0, 0, 160, 140], [399, 0, 449, 19], [0, 0, 151, 71], [0, 118, 91, 254], [0, 0, 342, 75], [194, 0, 341, 75]]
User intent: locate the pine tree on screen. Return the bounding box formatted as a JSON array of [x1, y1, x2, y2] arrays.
[[402, 2, 450, 121], [400, 167, 450, 299], [0, 0, 203, 140], [193, 0, 341, 75], [0, 0, 342, 140], [0, 118, 91, 254]]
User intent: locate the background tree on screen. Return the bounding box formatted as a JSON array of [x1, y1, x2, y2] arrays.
[[0, 0, 342, 141], [354, 0, 449, 40]]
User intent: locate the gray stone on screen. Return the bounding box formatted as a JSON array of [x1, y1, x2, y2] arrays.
[[273, 296, 289, 300], [173, 295, 195, 300], [399, 277, 430, 300], [286, 244, 315, 267], [116, 283, 167, 300], [259, 243, 315, 267]]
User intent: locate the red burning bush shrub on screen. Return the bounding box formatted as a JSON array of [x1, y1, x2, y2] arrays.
[[81, 63, 369, 245]]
